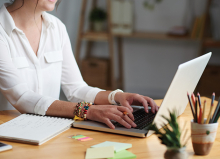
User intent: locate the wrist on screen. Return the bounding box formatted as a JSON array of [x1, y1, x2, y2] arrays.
[[73, 102, 93, 121], [108, 89, 123, 105], [86, 105, 93, 120], [114, 92, 123, 104]]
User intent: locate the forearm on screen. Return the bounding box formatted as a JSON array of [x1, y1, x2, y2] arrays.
[[94, 91, 111, 105], [46, 100, 77, 118], [94, 90, 124, 105]]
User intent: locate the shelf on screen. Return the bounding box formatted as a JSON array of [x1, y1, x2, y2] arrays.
[[81, 32, 109, 41], [113, 32, 194, 40], [81, 31, 199, 42], [203, 38, 220, 48]]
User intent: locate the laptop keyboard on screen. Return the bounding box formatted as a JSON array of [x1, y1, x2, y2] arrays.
[[114, 109, 156, 130]]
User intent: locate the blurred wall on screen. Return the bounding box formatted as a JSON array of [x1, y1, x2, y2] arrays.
[[72, 0, 200, 99], [1, 0, 220, 100]]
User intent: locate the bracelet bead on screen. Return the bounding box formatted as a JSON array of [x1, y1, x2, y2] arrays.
[[74, 102, 93, 121]]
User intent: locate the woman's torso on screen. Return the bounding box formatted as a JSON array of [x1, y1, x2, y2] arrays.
[[0, 4, 64, 110]]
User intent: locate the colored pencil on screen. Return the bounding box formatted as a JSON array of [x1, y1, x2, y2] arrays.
[[197, 93, 202, 108], [209, 92, 215, 123], [213, 106, 220, 123], [191, 93, 198, 121], [194, 99, 198, 123], [197, 93, 202, 123], [201, 100, 206, 124], [199, 107, 203, 124], [211, 97, 220, 123], [191, 93, 196, 108], [206, 103, 214, 124], [187, 92, 195, 119], [211, 92, 215, 106]]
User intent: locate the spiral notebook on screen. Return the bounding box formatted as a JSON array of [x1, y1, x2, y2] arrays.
[[0, 114, 74, 145]]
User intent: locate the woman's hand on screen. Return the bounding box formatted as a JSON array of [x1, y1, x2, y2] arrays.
[[86, 105, 137, 129], [114, 92, 159, 113]]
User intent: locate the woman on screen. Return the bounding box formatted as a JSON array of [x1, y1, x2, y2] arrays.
[[0, 0, 158, 129]]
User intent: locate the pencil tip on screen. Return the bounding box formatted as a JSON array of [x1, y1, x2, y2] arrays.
[[197, 92, 200, 96], [213, 92, 215, 96]]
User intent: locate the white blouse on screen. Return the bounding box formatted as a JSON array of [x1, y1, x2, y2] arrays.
[[0, 3, 103, 115]]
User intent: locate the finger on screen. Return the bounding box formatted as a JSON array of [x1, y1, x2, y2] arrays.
[[150, 101, 159, 112], [153, 100, 159, 112], [133, 94, 149, 113], [144, 96, 157, 113], [103, 118, 115, 129], [119, 100, 133, 112], [110, 114, 132, 129], [156, 105, 159, 111], [147, 97, 156, 113], [117, 106, 134, 121], [113, 109, 136, 127], [122, 114, 137, 128]]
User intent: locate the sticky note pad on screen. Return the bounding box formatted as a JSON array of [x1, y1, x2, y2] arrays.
[[81, 137, 93, 142], [107, 150, 136, 159], [78, 137, 90, 141], [91, 141, 132, 152], [85, 146, 114, 159], [72, 135, 86, 139]]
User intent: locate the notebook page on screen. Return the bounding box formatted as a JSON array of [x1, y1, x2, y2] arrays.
[[0, 114, 74, 143]]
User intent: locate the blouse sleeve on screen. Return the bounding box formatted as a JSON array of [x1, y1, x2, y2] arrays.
[[60, 25, 104, 103], [0, 39, 56, 115]]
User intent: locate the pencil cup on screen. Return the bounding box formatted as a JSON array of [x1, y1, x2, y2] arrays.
[[191, 119, 218, 155]]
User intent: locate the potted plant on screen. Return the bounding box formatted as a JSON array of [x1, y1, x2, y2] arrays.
[[149, 111, 189, 159], [143, 0, 163, 10], [89, 7, 107, 32]]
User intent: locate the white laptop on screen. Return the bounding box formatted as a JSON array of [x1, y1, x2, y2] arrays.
[[73, 53, 212, 137]]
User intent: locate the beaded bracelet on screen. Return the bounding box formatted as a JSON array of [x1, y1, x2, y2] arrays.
[[74, 102, 93, 121], [74, 102, 84, 121]]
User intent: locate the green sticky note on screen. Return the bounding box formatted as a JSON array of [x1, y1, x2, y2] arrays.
[[91, 141, 132, 152], [72, 135, 85, 139], [85, 146, 114, 159], [108, 150, 136, 159]]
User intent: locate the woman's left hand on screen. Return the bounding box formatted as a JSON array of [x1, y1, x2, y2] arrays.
[[114, 92, 159, 113]]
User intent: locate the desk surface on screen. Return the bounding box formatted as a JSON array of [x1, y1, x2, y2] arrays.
[[0, 97, 220, 159]]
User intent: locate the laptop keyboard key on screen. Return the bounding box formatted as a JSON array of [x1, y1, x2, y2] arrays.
[[114, 109, 156, 130]]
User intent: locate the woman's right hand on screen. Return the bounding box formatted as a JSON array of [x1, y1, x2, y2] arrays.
[[86, 105, 137, 129]]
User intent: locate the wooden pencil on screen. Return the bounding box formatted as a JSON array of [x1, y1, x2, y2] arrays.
[[201, 100, 206, 124], [197, 93, 202, 107], [213, 106, 220, 123], [211, 92, 215, 106], [191, 93, 196, 108], [199, 107, 203, 124], [195, 99, 198, 123], [187, 92, 195, 119], [210, 97, 220, 123], [197, 93, 202, 124], [209, 92, 215, 123], [206, 103, 214, 124]]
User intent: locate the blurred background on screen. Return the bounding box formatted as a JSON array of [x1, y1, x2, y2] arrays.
[[1, 0, 220, 100]]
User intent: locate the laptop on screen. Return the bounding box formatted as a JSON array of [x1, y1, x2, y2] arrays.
[[73, 52, 212, 137]]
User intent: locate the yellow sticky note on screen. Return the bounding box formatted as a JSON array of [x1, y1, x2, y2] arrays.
[[91, 141, 132, 152], [85, 146, 114, 159]]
